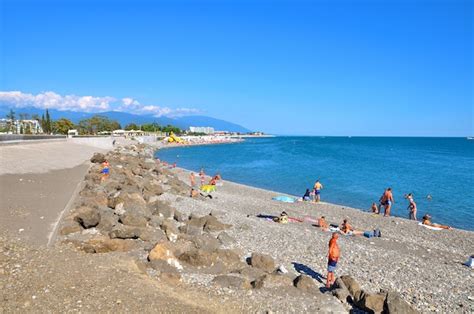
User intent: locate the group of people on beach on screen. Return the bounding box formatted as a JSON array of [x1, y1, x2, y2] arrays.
[[189, 168, 222, 199], [302, 179, 324, 203]]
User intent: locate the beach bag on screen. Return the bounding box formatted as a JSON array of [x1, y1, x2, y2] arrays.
[[466, 256, 474, 268]]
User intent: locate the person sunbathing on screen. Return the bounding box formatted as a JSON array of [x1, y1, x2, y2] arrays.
[[318, 216, 329, 231], [273, 211, 289, 224], [422, 214, 451, 229], [339, 219, 364, 236]]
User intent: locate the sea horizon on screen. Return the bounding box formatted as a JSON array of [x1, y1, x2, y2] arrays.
[[157, 136, 474, 231]]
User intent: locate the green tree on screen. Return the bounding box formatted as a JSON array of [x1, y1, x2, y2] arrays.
[[52, 118, 75, 135], [31, 114, 40, 121], [6, 109, 16, 133], [141, 122, 161, 132], [45, 109, 52, 133], [125, 123, 139, 131], [161, 124, 182, 134], [77, 115, 121, 135]]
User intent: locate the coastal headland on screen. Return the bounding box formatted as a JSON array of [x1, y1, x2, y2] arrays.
[[1, 139, 473, 313]]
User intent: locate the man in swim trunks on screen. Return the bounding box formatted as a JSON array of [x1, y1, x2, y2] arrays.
[[422, 214, 451, 229], [378, 188, 394, 216], [313, 180, 323, 203], [326, 232, 340, 288]]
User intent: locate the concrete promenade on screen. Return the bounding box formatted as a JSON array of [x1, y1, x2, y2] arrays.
[[0, 140, 108, 245]]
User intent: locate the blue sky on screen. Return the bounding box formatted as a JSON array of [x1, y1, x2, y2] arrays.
[[1, 0, 472, 136]]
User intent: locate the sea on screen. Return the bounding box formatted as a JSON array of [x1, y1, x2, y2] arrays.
[[156, 137, 474, 231]]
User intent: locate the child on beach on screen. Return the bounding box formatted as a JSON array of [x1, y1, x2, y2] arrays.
[[100, 160, 110, 182], [370, 202, 378, 214], [326, 233, 340, 288]]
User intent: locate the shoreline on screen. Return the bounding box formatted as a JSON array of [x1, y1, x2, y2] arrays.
[[155, 144, 472, 233]]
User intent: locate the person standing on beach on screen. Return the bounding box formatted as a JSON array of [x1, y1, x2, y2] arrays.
[[313, 179, 323, 202], [409, 202, 417, 221], [378, 188, 394, 216], [190, 172, 196, 187], [199, 168, 205, 186], [326, 233, 340, 288]]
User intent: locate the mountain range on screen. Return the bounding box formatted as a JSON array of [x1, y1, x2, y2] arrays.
[[0, 106, 251, 133]]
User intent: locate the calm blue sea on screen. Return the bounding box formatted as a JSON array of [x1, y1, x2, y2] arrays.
[[156, 137, 474, 231]]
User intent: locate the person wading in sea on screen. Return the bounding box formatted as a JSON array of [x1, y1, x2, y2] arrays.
[[378, 187, 394, 216]]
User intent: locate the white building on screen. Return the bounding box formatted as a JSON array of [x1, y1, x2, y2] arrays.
[[0, 119, 43, 134], [189, 126, 215, 134]]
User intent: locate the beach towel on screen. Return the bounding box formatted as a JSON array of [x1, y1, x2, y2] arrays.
[[201, 185, 216, 193], [418, 222, 443, 231], [272, 195, 297, 203]]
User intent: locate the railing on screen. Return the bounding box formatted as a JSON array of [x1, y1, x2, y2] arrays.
[[0, 134, 67, 142]]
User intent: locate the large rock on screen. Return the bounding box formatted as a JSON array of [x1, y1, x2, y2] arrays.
[[340, 275, 361, 297], [355, 291, 386, 314], [74, 206, 101, 228], [138, 228, 166, 243], [90, 153, 106, 163], [252, 274, 294, 289], [203, 215, 231, 233], [119, 211, 147, 227], [249, 253, 276, 273], [60, 222, 82, 235], [217, 232, 235, 246], [216, 249, 245, 270], [109, 225, 142, 239], [332, 277, 351, 303], [190, 234, 220, 252], [212, 275, 251, 290], [161, 220, 179, 242], [81, 237, 135, 253], [294, 275, 316, 292], [151, 201, 175, 219], [148, 242, 183, 270], [235, 266, 267, 281], [96, 210, 119, 233], [178, 248, 217, 267], [385, 292, 418, 314], [173, 210, 187, 222]]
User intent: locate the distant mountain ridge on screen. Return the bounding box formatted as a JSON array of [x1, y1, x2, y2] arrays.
[[0, 107, 251, 133]]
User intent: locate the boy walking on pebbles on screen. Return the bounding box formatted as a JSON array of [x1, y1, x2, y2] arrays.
[[326, 232, 340, 288]]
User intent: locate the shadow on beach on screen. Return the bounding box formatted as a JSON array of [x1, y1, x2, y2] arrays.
[[292, 262, 325, 283]]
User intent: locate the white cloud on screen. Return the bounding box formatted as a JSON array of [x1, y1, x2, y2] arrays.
[[0, 91, 115, 112], [0, 90, 201, 117]]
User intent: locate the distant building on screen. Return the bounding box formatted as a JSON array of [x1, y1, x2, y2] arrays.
[[189, 126, 215, 134], [0, 119, 43, 134]]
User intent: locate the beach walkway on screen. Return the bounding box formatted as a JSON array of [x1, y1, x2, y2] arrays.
[[0, 141, 107, 245]]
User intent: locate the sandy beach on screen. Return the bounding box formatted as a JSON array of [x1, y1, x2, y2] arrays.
[[1, 140, 473, 313]]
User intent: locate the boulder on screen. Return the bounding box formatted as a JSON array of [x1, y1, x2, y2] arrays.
[[212, 275, 251, 290], [148, 242, 177, 263], [119, 212, 147, 227], [161, 220, 179, 242], [90, 153, 106, 163], [249, 253, 276, 273], [173, 210, 187, 222], [60, 222, 82, 235], [216, 249, 245, 270], [203, 215, 231, 233], [235, 266, 266, 281], [109, 225, 142, 239], [384, 292, 418, 314], [355, 291, 386, 314], [138, 228, 166, 243], [96, 210, 119, 233], [81, 237, 135, 253], [190, 234, 220, 252], [74, 206, 101, 228], [294, 275, 316, 292], [217, 232, 235, 246], [332, 277, 351, 302], [114, 202, 126, 216], [252, 274, 294, 289], [178, 248, 217, 267], [340, 275, 361, 297], [153, 202, 175, 219]]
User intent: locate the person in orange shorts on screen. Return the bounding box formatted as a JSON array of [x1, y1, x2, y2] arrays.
[[326, 233, 340, 288], [318, 216, 329, 231]]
